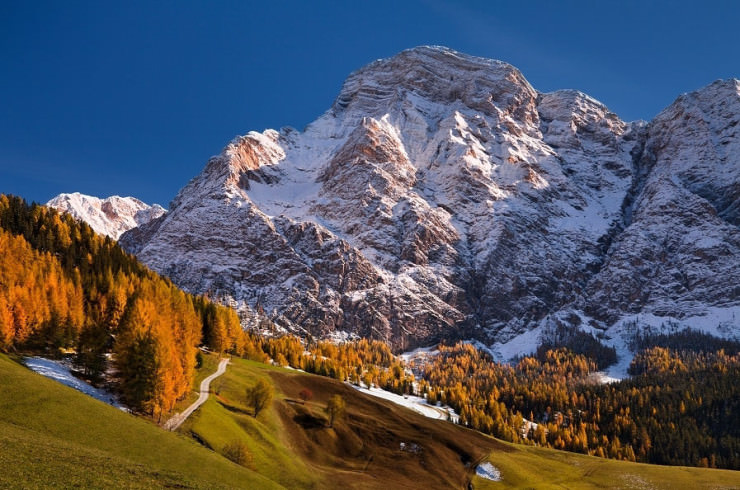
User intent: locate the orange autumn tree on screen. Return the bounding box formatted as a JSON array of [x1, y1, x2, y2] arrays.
[[114, 280, 202, 417], [0, 229, 84, 350]]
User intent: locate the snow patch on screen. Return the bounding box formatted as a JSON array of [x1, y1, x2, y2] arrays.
[[24, 357, 127, 411], [399, 441, 422, 454], [592, 371, 621, 384], [325, 329, 362, 343], [475, 462, 502, 481], [349, 384, 458, 423], [603, 305, 740, 379], [399, 345, 440, 363], [481, 324, 544, 362]]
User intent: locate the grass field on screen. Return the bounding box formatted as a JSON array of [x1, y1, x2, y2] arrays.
[[3, 350, 740, 489], [472, 441, 740, 489], [180, 358, 321, 488], [0, 353, 280, 489]]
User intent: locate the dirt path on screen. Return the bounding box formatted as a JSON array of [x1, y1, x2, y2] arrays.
[[164, 357, 229, 431]]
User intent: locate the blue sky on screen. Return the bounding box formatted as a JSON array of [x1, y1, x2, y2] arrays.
[[1, 0, 738, 206]]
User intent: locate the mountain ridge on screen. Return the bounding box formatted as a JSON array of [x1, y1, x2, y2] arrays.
[[47, 192, 166, 239]]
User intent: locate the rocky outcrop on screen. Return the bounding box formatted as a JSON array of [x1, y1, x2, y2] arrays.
[[119, 47, 740, 350]]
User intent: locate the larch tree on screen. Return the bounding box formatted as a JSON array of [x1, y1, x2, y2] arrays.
[[246, 378, 273, 418], [325, 394, 346, 428]]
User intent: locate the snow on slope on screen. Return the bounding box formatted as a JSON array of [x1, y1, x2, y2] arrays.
[[48, 192, 166, 239], [24, 357, 126, 410], [485, 304, 740, 380], [475, 462, 502, 481], [349, 383, 459, 422]]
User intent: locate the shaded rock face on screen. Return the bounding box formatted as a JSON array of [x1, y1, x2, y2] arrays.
[[583, 80, 740, 324], [48, 192, 166, 239], [119, 47, 740, 350]]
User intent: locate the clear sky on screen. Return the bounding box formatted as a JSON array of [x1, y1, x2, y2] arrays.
[[2, 0, 738, 206]]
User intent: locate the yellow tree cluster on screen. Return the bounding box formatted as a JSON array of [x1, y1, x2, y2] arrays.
[[420, 341, 740, 469], [0, 229, 84, 350], [114, 280, 202, 419], [196, 298, 266, 360], [420, 342, 640, 459], [254, 331, 414, 394]]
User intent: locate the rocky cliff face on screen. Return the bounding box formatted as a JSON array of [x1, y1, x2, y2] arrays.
[[119, 47, 740, 352], [582, 80, 740, 323], [48, 192, 166, 239]]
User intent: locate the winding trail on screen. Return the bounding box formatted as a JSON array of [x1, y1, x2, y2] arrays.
[[164, 357, 229, 431]]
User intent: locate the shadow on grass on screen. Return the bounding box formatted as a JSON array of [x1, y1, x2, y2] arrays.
[[188, 430, 214, 450], [293, 412, 327, 430], [216, 398, 253, 417]]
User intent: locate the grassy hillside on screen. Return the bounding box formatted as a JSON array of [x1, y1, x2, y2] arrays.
[[4, 350, 740, 489], [473, 442, 740, 489], [179, 356, 505, 489], [0, 353, 280, 489], [179, 356, 740, 489]]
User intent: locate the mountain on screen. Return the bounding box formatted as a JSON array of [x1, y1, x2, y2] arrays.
[[48, 192, 166, 239], [117, 46, 740, 354]]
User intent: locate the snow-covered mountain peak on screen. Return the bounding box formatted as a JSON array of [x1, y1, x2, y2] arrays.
[[330, 46, 538, 132], [47, 192, 166, 239], [679, 78, 740, 100], [538, 89, 621, 127], [119, 47, 740, 354]]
